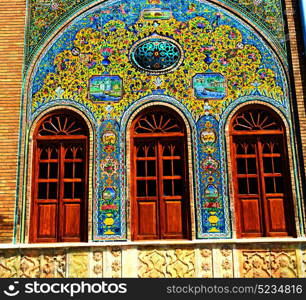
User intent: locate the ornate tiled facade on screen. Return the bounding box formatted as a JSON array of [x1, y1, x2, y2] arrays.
[[0, 0, 305, 279], [20, 0, 303, 240]]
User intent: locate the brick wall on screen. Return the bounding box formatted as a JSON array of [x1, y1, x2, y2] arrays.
[[285, 0, 306, 171], [0, 0, 26, 242]]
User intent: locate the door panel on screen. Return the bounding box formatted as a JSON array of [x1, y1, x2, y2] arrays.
[[132, 138, 190, 240], [37, 204, 57, 240], [163, 199, 183, 237], [137, 201, 158, 238], [31, 141, 87, 243], [232, 135, 294, 238], [160, 140, 186, 239], [239, 198, 262, 236], [62, 203, 81, 240], [266, 197, 287, 235]]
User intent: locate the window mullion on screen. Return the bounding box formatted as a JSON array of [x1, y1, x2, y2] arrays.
[[157, 139, 163, 239], [58, 142, 64, 242], [257, 137, 268, 237]]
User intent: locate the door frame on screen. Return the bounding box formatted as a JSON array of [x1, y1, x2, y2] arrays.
[[125, 102, 197, 241], [224, 102, 300, 238], [27, 108, 91, 243], [131, 135, 191, 240]]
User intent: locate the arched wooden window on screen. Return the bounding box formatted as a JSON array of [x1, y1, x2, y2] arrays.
[[131, 106, 191, 240], [230, 106, 295, 238], [30, 111, 89, 243]]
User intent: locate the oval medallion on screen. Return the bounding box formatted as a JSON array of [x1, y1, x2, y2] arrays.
[[130, 35, 183, 74]]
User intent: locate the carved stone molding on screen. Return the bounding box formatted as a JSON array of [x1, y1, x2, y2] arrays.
[[213, 247, 234, 278], [138, 248, 167, 278], [270, 251, 297, 278], [302, 250, 306, 278], [68, 251, 89, 278], [0, 250, 20, 278], [20, 251, 40, 278], [241, 251, 271, 278], [91, 249, 103, 278], [40, 250, 55, 278], [138, 248, 195, 278], [198, 248, 213, 278], [239, 249, 298, 278], [54, 250, 67, 278]]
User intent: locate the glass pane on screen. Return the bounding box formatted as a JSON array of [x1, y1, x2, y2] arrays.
[[273, 157, 282, 173], [74, 182, 83, 199], [273, 143, 281, 154], [238, 178, 248, 194], [75, 147, 84, 159], [248, 178, 258, 194], [246, 144, 255, 154], [38, 183, 47, 199], [136, 161, 145, 177], [65, 148, 73, 159], [49, 163, 58, 179], [147, 145, 155, 157], [40, 148, 48, 159], [39, 163, 48, 179], [163, 145, 171, 156], [263, 157, 273, 173], [75, 162, 83, 178], [265, 177, 274, 193], [163, 180, 172, 196], [247, 158, 257, 174], [64, 163, 73, 178], [137, 146, 145, 157], [64, 182, 73, 198], [163, 160, 172, 176], [173, 145, 181, 156], [147, 181, 156, 196], [49, 182, 58, 199], [236, 144, 244, 154], [147, 160, 156, 176], [50, 147, 58, 159], [237, 158, 246, 174], [174, 180, 182, 195], [137, 180, 146, 197], [263, 143, 271, 154], [173, 160, 181, 176], [275, 177, 284, 193]]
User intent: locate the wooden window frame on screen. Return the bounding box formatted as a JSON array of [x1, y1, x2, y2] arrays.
[[230, 107, 296, 238], [130, 107, 191, 241], [29, 111, 89, 243]]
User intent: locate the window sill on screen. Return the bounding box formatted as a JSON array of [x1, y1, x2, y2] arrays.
[[1, 237, 306, 250]]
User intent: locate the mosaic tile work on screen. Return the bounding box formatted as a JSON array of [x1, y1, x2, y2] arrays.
[[26, 0, 294, 240], [26, 0, 287, 68], [96, 121, 124, 239], [197, 115, 227, 236]]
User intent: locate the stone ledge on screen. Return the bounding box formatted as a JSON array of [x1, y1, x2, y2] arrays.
[[1, 237, 306, 250]]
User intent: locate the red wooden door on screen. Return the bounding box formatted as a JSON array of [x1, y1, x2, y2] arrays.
[[231, 108, 295, 238], [30, 112, 88, 243], [131, 108, 191, 240]]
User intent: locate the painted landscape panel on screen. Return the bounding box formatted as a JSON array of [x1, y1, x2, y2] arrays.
[[193, 73, 226, 100], [89, 75, 122, 102]]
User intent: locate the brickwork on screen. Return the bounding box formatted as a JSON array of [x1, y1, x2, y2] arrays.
[[285, 0, 306, 171], [0, 0, 26, 242]]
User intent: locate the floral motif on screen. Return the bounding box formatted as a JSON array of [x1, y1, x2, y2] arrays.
[[32, 7, 284, 121]]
